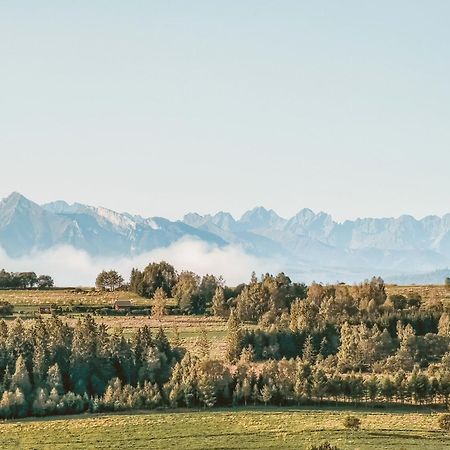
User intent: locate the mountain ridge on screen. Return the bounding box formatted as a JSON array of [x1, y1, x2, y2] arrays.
[[2, 192, 450, 282]]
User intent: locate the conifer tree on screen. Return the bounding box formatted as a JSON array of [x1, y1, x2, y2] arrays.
[[364, 375, 379, 403], [11, 355, 31, 396], [312, 368, 327, 403], [302, 335, 315, 364], [260, 384, 272, 406], [32, 387, 50, 416], [47, 363, 64, 395], [233, 382, 242, 406], [171, 326, 182, 348], [151, 288, 167, 321], [196, 328, 211, 359], [251, 383, 260, 405], [242, 377, 251, 406], [212, 287, 228, 318], [226, 309, 242, 363], [198, 375, 216, 408], [380, 375, 395, 403]]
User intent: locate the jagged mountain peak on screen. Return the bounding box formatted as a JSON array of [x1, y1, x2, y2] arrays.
[[1, 191, 37, 208], [0, 193, 226, 257], [239, 206, 285, 229], [3, 192, 450, 282]]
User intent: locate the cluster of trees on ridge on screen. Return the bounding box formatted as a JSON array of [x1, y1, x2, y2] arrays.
[[0, 270, 54, 289], [126, 262, 308, 316]]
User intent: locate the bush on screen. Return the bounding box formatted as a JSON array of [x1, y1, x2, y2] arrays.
[[0, 301, 13, 316], [310, 442, 340, 450], [438, 413, 450, 431], [343, 414, 361, 430]]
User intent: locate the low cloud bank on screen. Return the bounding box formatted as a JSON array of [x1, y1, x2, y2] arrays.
[[0, 238, 282, 287]]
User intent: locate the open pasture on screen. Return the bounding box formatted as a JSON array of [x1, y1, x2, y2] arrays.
[[0, 407, 448, 449]]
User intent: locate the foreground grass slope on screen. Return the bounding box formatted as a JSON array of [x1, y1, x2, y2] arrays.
[[1, 408, 449, 450]]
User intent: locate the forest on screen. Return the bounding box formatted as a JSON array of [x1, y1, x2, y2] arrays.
[[1, 262, 450, 419]]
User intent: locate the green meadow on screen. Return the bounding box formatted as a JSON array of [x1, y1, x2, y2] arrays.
[[1, 407, 448, 450]]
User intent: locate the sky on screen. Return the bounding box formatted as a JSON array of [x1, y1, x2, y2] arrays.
[[1, 1, 450, 222]]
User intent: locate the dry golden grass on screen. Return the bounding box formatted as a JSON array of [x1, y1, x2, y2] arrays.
[[386, 284, 450, 308], [0, 289, 146, 306]]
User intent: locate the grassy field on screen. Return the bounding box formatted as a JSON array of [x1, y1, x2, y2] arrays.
[[0, 407, 449, 449], [0, 289, 146, 306], [1, 284, 449, 308], [386, 284, 450, 308], [63, 315, 229, 357]]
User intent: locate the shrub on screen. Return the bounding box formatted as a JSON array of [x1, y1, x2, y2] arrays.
[[343, 414, 361, 430], [438, 413, 450, 431], [310, 442, 340, 450], [0, 301, 13, 316]]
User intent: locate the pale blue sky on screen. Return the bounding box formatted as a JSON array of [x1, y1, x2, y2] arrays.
[[1, 1, 449, 221]]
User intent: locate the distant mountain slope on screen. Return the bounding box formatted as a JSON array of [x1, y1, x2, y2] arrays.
[[1, 192, 450, 282], [0, 192, 225, 257]]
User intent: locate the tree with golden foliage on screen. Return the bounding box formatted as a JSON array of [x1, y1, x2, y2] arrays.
[[151, 288, 167, 321]]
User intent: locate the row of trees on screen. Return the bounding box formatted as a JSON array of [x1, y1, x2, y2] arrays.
[[0, 270, 54, 289], [128, 262, 307, 317], [125, 263, 437, 327], [129, 262, 233, 314], [3, 314, 450, 419]]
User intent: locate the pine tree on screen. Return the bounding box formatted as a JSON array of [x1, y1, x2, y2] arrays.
[[318, 337, 328, 358], [394, 369, 407, 404], [380, 375, 395, 403], [260, 384, 272, 406], [11, 355, 31, 396], [154, 327, 171, 356], [2, 364, 12, 391], [32, 387, 49, 416], [302, 335, 315, 364], [233, 382, 242, 406], [211, 287, 228, 318], [32, 345, 47, 387], [242, 377, 251, 406], [312, 368, 327, 403], [364, 375, 379, 404], [198, 375, 216, 408], [251, 383, 260, 405], [138, 347, 162, 384], [171, 326, 182, 348], [182, 379, 195, 407], [239, 345, 255, 364], [47, 363, 64, 395], [168, 383, 181, 408], [294, 379, 303, 405], [196, 328, 211, 359], [151, 288, 167, 321], [408, 368, 430, 404], [226, 309, 242, 363]]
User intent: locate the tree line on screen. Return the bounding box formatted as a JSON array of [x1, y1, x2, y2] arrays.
[[0, 270, 54, 289], [2, 314, 450, 419], [126, 262, 307, 316]]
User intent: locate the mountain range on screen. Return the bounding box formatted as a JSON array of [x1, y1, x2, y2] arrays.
[[1, 192, 450, 283]]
